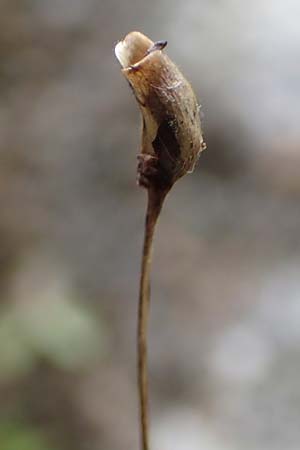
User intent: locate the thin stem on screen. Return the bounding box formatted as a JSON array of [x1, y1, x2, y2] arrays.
[[137, 186, 168, 450]]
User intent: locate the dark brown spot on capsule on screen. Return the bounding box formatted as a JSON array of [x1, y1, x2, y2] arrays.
[[152, 116, 181, 185], [152, 117, 180, 160]]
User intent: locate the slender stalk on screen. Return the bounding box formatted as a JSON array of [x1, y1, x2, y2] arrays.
[[137, 186, 168, 450]]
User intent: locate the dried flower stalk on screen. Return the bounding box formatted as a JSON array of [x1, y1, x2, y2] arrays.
[[115, 31, 206, 450]]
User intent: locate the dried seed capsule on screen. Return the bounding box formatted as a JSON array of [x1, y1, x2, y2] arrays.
[[115, 31, 206, 190]]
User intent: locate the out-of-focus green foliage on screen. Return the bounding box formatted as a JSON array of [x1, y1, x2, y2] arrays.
[[0, 296, 107, 379], [0, 421, 57, 450], [0, 310, 35, 378]]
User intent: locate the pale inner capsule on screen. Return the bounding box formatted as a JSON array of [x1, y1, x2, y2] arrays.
[[115, 31, 154, 69]]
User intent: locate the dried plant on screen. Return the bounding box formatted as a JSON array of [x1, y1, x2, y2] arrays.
[[115, 31, 206, 450]]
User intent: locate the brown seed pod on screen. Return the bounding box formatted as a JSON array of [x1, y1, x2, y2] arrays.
[[115, 31, 206, 191]]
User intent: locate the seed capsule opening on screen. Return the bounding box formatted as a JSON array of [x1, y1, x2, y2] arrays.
[[115, 31, 154, 68]]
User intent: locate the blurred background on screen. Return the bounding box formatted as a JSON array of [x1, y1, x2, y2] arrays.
[[1, 1, 300, 449]]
